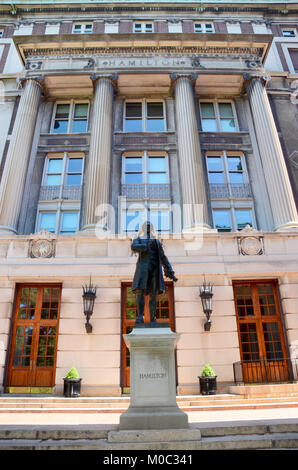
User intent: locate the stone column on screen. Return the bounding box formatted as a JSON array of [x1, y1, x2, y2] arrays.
[[82, 75, 116, 233], [172, 74, 211, 232], [0, 78, 43, 234], [244, 73, 298, 231]]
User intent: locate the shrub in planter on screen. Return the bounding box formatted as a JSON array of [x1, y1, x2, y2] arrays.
[[199, 364, 217, 395], [63, 367, 82, 397]]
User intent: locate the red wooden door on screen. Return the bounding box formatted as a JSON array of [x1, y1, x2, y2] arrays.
[[233, 281, 289, 383], [7, 284, 61, 390]]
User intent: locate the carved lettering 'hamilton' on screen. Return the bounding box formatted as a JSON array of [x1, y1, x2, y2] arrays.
[[140, 372, 167, 379]]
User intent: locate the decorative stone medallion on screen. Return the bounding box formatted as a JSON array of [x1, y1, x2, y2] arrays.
[[237, 225, 264, 256], [28, 229, 56, 258]]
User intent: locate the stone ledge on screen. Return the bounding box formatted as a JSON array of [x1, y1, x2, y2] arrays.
[[108, 427, 201, 443]]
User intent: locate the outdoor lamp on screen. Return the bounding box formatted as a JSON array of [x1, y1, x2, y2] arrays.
[[82, 278, 97, 333], [199, 280, 214, 331]]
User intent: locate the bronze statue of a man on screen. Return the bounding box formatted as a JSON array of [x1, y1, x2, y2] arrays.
[[131, 221, 178, 324]]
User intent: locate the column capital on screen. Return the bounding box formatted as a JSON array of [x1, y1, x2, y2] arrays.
[[17, 75, 45, 94], [243, 72, 271, 88], [90, 73, 118, 94], [170, 73, 198, 89]]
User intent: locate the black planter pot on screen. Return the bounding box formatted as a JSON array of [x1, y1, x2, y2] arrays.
[[199, 376, 217, 395], [63, 378, 82, 397]]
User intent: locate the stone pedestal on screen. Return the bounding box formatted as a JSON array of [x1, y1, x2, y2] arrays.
[[119, 324, 189, 430]]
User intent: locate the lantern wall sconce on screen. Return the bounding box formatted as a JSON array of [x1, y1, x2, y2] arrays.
[[82, 278, 97, 333], [199, 279, 214, 331]]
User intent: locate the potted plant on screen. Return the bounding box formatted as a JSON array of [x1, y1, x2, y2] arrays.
[[63, 367, 82, 397], [199, 364, 217, 395]]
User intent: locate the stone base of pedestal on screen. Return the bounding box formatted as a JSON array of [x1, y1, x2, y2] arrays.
[[120, 326, 189, 430], [119, 405, 189, 430]]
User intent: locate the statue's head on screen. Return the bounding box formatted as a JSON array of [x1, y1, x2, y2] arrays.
[[138, 220, 156, 239]]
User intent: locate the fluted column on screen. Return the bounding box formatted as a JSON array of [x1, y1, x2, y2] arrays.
[[245, 73, 298, 231], [0, 78, 43, 234], [172, 74, 211, 232], [82, 76, 115, 232]]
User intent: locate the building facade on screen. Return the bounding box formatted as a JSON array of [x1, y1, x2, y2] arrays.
[[0, 0, 298, 395]]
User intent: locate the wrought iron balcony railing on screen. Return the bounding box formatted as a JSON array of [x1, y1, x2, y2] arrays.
[[209, 183, 252, 199], [121, 183, 170, 200], [39, 185, 82, 201]]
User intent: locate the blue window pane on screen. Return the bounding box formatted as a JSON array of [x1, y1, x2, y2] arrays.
[[61, 212, 78, 233], [48, 159, 63, 174], [201, 119, 217, 132], [125, 119, 143, 132], [125, 173, 143, 184], [207, 157, 223, 172], [72, 120, 87, 133], [53, 120, 68, 133], [66, 174, 82, 185], [220, 119, 236, 132], [213, 210, 231, 232], [149, 211, 170, 232], [235, 210, 252, 230], [68, 158, 83, 173], [146, 119, 165, 131], [125, 158, 142, 172], [227, 157, 242, 172], [208, 173, 225, 183], [148, 157, 166, 172], [229, 172, 244, 183], [46, 174, 61, 186], [148, 173, 167, 184], [125, 211, 143, 232], [40, 213, 56, 233]]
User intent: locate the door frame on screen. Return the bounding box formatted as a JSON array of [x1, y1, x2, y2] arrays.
[[5, 283, 62, 392], [120, 281, 176, 392]]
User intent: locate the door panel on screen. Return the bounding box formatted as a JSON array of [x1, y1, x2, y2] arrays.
[[234, 281, 289, 384], [121, 282, 175, 390], [7, 284, 61, 390]]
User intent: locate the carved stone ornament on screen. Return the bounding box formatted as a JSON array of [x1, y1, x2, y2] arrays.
[[236, 225, 264, 256], [28, 229, 56, 258]]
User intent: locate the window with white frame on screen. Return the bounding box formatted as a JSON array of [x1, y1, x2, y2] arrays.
[[52, 101, 89, 134], [0, 29, 3, 38], [124, 100, 165, 132], [42, 153, 84, 187], [121, 202, 171, 234], [212, 208, 253, 232], [134, 21, 153, 33], [194, 22, 214, 33], [206, 151, 255, 232], [38, 210, 79, 234], [120, 151, 171, 234], [199, 101, 237, 132], [281, 27, 297, 37], [72, 23, 93, 34]]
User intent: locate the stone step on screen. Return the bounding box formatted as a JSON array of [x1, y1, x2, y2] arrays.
[[0, 424, 297, 450]]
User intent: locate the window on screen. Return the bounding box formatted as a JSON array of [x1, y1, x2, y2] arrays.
[[122, 203, 171, 234], [212, 208, 253, 232], [52, 101, 89, 134], [0, 29, 3, 38], [124, 101, 165, 132], [200, 101, 237, 132], [122, 152, 168, 186], [282, 27, 297, 37], [43, 153, 84, 188], [38, 211, 79, 234], [194, 22, 214, 33], [72, 23, 93, 34], [207, 151, 255, 232], [120, 151, 170, 234], [134, 22, 153, 33]]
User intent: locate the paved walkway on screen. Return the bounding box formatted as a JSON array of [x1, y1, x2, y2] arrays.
[[1, 407, 298, 428]]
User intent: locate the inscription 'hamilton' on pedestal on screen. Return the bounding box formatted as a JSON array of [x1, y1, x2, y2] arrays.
[[140, 372, 167, 379]]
